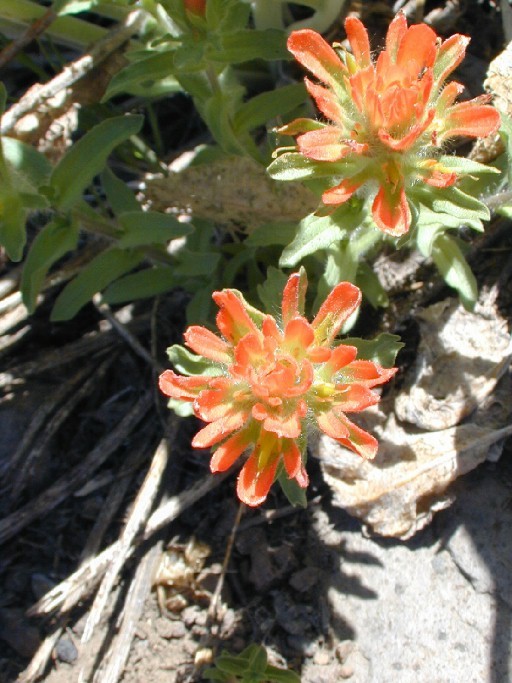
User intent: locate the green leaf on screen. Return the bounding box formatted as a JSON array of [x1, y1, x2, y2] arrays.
[[209, 28, 288, 63], [356, 262, 389, 308], [166, 397, 195, 418], [342, 334, 404, 367], [265, 666, 301, 683], [2, 137, 52, 187], [51, 247, 144, 320], [101, 167, 139, 216], [257, 266, 288, 312], [0, 82, 6, 115], [233, 83, 306, 132], [268, 153, 341, 181], [0, 193, 26, 261], [174, 249, 221, 277], [202, 667, 229, 681], [436, 155, 500, 176], [213, 655, 248, 676], [117, 211, 193, 247], [431, 187, 490, 222], [280, 207, 362, 267], [50, 115, 144, 210], [245, 222, 298, 247], [21, 218, 79, 312], [431, 233, 477, 309], [186, 285, 214, 323], [499, 114, 512, 185], [248, 645, 267, 675], [206, 0, 250, 32], [167, 344, 223, 376], [277, 469, 307, 508], [104, 52, 178, 100], [103, 266, 178, 304]]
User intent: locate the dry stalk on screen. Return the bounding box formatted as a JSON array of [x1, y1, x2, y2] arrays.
[[0, 392, 152, 545], [91, 541, 164, 683], [0, 10, 145, 135], [93, 295, 163, 373], [8, 360, 112, 502], [28, 471, 230, 618], [81, 439, 169, 643]]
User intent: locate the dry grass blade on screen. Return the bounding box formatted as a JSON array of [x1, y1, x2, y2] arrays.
[[0, 314, 149, 388], [92, 542, 163, 683], [0, 392, 152, 545], [7, 360, 112, 502], [80, 444, 152, 562], [93, 295, 163, 372], [28, 470, 231, 618], [81, 439, 169, 643]]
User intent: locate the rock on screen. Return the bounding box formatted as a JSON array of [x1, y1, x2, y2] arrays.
[[312, 452, 512, 683], [318, 295, 512, 539], [55, 636, 78, 663], [395, 298, 511, 431]]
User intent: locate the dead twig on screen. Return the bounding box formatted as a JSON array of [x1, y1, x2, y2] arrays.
[[79, 444, 152, 562], [0, 392, 152, 545], [7, 360, 112, 502], [0, 6, 57, 71], [0, 10, 144, 135], [92, 541, 164, 683], [93, 295, 163, 373], [81, 439, 169, 643], [28, 470, 231, 618]]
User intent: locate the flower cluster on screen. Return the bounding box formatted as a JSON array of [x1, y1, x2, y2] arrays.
[[276, 13, 500, 236], [159, 272, 396, 506]]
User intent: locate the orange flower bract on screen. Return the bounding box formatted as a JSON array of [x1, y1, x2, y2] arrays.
[[278, 13, 500, 236], [159, 273, 396, 507]]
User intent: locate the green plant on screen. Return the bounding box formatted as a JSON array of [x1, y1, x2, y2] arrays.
[[203, 644, 301, 682]]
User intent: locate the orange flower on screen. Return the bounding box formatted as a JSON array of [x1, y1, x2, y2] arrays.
[[277, 13, 500, 236], [159, 272, 396, 506]]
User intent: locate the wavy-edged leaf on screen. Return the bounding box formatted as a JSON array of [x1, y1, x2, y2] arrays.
[[103, 266, 178, 304], [117, 211, 193, 247], [280, 206, 362, 267], [21, 218, 79, 312], [50, 115, 143, 210], [257, 266, 288, 312], [342, 333, 404, 367], [51, 247, 144, 320], [431, 233, 477, 309]]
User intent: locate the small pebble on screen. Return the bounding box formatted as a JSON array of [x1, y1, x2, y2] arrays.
[[55, 637, 78, 664], [340, 663, 355, 678], [336, 640, 355, 663], [313, 650, 330, 666]]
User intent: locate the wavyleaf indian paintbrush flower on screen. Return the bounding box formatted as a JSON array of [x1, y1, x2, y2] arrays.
[[273, 12, 500, 236], [159, 272, 396, 507]]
